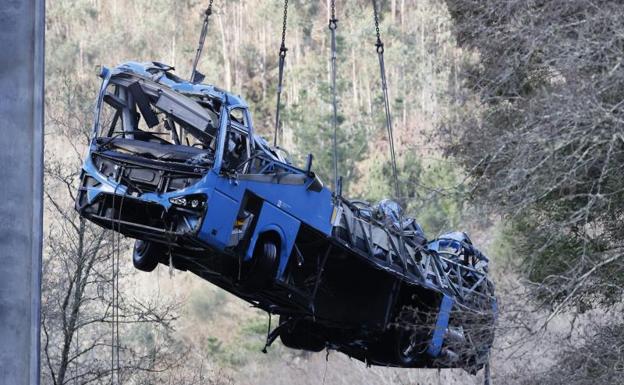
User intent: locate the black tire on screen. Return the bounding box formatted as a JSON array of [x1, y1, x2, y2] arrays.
[[389, 305, 429, 366], [242, 239, 278, 289], [394, 326, 423, 366], [279, 316, 325, 352], [132, 240, 161, 272]]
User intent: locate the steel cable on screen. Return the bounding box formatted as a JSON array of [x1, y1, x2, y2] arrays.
[[273, 0, 289, 147], [190, 0, 215, 83], [371, 0, 409, 269], [329, 0, 339, 192], [371, 0, 400, 201]]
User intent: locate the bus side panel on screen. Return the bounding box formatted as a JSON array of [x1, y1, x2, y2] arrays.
[[199, 189, 239, 250]]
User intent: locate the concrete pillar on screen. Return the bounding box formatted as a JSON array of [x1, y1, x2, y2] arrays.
[[0, 1, 45, 385]]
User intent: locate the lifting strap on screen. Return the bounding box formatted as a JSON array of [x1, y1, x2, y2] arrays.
[[372, 0, 400, 201], [329, 0, 339, 192], [273, 0, 289, 147], [190, 0, 215, 83]]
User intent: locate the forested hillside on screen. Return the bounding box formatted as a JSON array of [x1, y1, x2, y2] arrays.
[[442, 1, 624, 383], [43, 0, 623, 384]]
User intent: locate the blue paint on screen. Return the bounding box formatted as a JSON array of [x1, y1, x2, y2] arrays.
[[199, 189, 239, 249], [80, 153, 213, 212], [427, 294, 454, 357], [83, 61, 333, 258], [212, 104, 230, 173], [213, 175, 333, 236], [109, 61, 248, 108]]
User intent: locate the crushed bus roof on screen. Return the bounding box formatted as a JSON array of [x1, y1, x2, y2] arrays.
[[101, 61, 249, 108]]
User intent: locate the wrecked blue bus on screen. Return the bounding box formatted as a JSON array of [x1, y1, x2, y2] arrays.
[[76, 61, 497, 372]]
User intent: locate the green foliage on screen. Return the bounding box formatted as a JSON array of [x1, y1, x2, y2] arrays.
[[415, 161, 464, 236], [240, 317, 268, 336], [205, 315, 277, 368], [206, 336, 224, 355], [358, 151, 465, 237], [189, 288, 227, 320]]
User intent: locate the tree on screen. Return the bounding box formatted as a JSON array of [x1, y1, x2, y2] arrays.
[[441, 2, 624, 383], [521, 321, 624, 385], [42, 75, 183, 385], [443, 0, 624, 316]]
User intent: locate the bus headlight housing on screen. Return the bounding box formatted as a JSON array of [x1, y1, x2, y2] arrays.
[[169, 194, 206, 210]]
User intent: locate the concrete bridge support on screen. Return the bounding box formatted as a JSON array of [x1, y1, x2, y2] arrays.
[[0, 1, 45, 384]]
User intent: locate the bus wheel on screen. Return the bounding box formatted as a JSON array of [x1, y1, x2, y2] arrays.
[[132, 240, 161, 272], [395, 326, 422, 365], [242, 238, 278, 289]]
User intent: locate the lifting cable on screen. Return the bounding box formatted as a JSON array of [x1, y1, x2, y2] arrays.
[[110, 186, 124, 385], [190, 0, 215, 83], [110, 186, 117, 385], [114, 211, 121, 385], [371, 0, 409, 267], [273, 0, 289, 147], [329, 0, 339, 192], [371, 0, 400, 201]]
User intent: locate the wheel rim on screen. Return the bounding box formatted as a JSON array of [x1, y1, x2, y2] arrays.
[[263, 242, 277, 263], [398, 328, 420, 363]]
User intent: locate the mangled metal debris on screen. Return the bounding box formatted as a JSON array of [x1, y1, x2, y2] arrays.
[[76, 61, 497, 372]]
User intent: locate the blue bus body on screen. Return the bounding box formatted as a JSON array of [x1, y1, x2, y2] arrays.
[[76, 62, 497, 372]]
